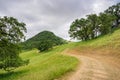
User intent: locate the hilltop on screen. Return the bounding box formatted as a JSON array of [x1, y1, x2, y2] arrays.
[[21, 31, 67, 49]]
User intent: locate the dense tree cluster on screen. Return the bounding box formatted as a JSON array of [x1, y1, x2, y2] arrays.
[[69, 3, 120, 41], [0, 16, 29, 71]]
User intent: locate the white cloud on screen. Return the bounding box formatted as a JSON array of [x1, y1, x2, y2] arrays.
[[92, 0, 116, 14], [0, 0, 119, 40]]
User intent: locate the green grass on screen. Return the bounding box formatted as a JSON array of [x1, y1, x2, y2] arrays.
[[1, 28, 120, 80], [0, 48, 78, 80], [70, 28, 120, 48], [86, 29, 120, 47]]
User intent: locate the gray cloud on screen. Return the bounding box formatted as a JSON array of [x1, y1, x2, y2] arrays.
[[0, 0, 119, 40]]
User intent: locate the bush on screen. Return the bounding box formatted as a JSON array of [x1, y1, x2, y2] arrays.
[[38, 40, 54, 52]]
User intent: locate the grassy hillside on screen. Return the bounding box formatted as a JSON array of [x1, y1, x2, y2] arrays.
[[66, 28, 120, 48], [80, 28, 120, 47], [67, 28, 120, 68], [0, 28, 120, 80], [0, 47, 78, 80]]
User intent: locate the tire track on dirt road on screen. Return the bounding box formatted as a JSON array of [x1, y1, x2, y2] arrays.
[[58, 52, 120, 80]]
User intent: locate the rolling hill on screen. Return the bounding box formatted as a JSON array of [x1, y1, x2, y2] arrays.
[[21, 31, 67, 50], [0, 28, 120, 80]]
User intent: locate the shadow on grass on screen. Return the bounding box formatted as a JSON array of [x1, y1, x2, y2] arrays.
[[0, 69, 29, 79]]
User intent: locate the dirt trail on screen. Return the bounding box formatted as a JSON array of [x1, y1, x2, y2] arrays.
[[59, 53, 120, 80]]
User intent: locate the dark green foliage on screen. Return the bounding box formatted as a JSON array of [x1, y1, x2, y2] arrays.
[[69, 14, 100, 41], [69, 18, 90, 40], [105, 2, 120, 27], [22, 31, 67, 50], [0, 16, 28, 72], [69, 3, 118, 41], [0, 16, 27, 43], [38, 40, 53, 52], [87, 14, 100, 39], [99, 13, 116, 35]]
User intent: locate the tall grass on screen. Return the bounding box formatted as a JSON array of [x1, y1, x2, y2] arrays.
[[71, 29, 120, 48], [0, 48, 78, 80]]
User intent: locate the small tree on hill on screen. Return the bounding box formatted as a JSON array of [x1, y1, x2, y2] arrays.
[[38, 40, 54, 52], [0, 16, 29, 72]]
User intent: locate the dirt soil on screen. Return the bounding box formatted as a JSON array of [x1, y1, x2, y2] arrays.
[[58, 48, 120, 80]]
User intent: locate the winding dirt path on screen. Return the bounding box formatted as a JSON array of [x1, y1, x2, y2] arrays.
[[59, 53, 120, 80]]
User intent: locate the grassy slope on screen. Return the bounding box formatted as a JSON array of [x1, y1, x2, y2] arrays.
[[62, 28, 120, 52], [0, 28, 120, 80], [78, 28, 120, 47], [0, 47, 78, 80], [74, 28, 120, 80], [68, 28, 120, 69]]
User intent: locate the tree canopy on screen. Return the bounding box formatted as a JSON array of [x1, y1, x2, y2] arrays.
[[0, 16, 28, 72], [38, 40, 54, 52], [105, 2, 120, 27], [69, 3, 118, 41]]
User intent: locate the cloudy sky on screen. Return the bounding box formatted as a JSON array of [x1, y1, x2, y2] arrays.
[[0, 0, 119, 40]]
